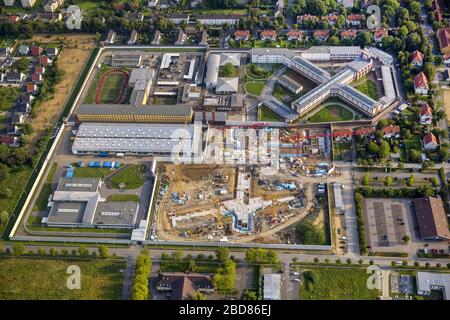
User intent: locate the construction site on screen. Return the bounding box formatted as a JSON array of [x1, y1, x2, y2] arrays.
[[151, 160, 332, 245]]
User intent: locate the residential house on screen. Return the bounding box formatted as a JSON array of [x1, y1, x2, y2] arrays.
[[25, 83, 37, 93], [354, 127, 376, 137], [148, 0, 158, 7], [39, 56, 52, 66], [31, 46, 43, 57], [104, 30, 116, 44], [0, 47, 12, 56], [4, 0, 16, 6], [432, 0, 443, 21], [6, 125, 19, 135], [35, 66, 45, 75], [127, 29, 138, 45], [347, 14, 365, 27], [381, 125, 400, 138], [360, 0, 373, 9], [420, 103, 433, 124], [163, 13, 189, 24], [18, 44, 30, 56], [234, 30, 250, 41], [0, 135, 19, 147], [151, 30, 161, 45], [124, 12, 144, 21], [21, 0, 36, 7], [444, 54, 450, 67], [340, 30, 357, 40], [15, 101, 31, 114], [11, 112, 26, 124], [373, 29, 388, 43], [297, 14, 318, 25], [174, 29, 186, 45], [411, 50, 425, 67], [326, 13, 339, 26], [156, 273, 214, 300], [34, 12, 63, 22], [8, 15, 20, 23], [414, 71, 429, 95], [19, 93, 34, 104], [195, 14, 241, 26], [313, 30, 330, 42], [2, 57, 14, 68], [6, 72, 25, 83], [287, 30, 304, 41], [423, 133, 438, 150], [45, 47, 58, 57], [437, 28, 450, 55], [31, 73, 43, 83], [332, 128, 353, 142], [261, 30, 277, 41]]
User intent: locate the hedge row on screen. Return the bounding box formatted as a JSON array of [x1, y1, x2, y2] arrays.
[[131, 251, 152, 300], [354, 192, 368, 255]]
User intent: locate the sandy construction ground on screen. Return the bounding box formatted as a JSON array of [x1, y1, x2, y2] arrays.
[[444, 89, 450, 122], [29, 34, 96, 144]]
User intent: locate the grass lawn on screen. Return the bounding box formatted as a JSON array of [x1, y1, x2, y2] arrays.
[[0, 257, 125, 300], [258, 105, 284, 122], [355, 79, 377, 100], [308, 105, 354, 123], [111, 164, 147, 189], [401, 135, 422, 161], [74, 167, 115, 178], [245, 81, 265, 96], [106, 194, 140, 202], [0, 87, 21, 112], [152, 97, 177, 105], [33, 163, 57, 212], [300, 266, 380, 300], [333, 142, 352, 161]]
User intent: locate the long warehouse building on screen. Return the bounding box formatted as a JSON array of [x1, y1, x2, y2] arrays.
[[72, 123, 204, 157], [77, 104, 193, 124]]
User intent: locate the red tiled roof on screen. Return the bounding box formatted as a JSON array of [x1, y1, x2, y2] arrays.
[[437, 28, 450, 51], [327, 14, 339, 22], [0, 135, 16, 145], [411, 50, 424, 64], [39, 56, 51, 65], [287, 30, 304, 37], [35, 66, 45, 74], [234, 30, 250, 38], [444, 54, 450, 60], [347, 14, 365, 21], [314, 30, 330, 37], [373, 28, 388, 39], [354, 127, 376, 136], [297, 14, 318, 21], [420, 103, 433, 116], [341, 30, 357, 39], [333, 129, 353, 138], [261, 30, 277, 36], [381, 125, 400, 135], [8, 15, 19, 23], [424, 133, 437, 145], [414, 71, 429, 90]]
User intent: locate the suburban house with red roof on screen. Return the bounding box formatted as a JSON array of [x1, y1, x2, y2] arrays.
[[437, 28, 450, 55], [31, 46, 43, 57], [34, 66, 45, 75], [234, 30, 250, 41], [326, 13, 339, 26], [287, 30, 304, 41], [333, 128, 353, 142], [31, 73, 43, 83], [354, 127, 376, 137], [25, 83, 37, 93], [346, 14, 365, 27], [381, 125, 400, 139], [39, 56, 52, 66], [414, 71, 429, 95], [297, 14, 318, 24], [432, 0, 443, 21], [0, 135, 19, 147], [260, 30, 277, 41], [420, 103, 433, 124], [444, 54, 450, 66], [373, 29, 388, 43], [411, 50, 424, 67], [313, 30, 330, 42], [423, 133, 438, 150], [340, 30, 357, 40]]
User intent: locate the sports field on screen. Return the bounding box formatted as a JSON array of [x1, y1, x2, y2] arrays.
[[95, 69, 129, 104]]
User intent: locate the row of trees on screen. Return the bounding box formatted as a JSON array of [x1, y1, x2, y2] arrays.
[[131, 250, 152, 300], [4, 243, 109, 258]]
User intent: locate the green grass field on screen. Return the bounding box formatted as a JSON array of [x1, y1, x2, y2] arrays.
[[106, 194, 140, 202], [74, 167, 115, 178], [300, 266, 380, 300], [0, 87, 21, 112], [98, 73, 126, 103], [33, 163, 58, 212], [111, 165, 147, 189], [355, 79, 377, 100], [308, 105, 354, 123], [258, 105, 284, 122], [0, 257, 125, 300], [245, 82, 265, 96]]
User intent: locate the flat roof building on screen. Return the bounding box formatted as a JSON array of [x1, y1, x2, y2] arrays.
[[263, 274, 281, 300], [111, 54, 142, 67], [77, 104, 193, 124], [416, 272, 450, 300]]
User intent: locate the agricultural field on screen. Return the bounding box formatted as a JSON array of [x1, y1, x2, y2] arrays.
[[308, 104, 354, 123], [0, 257, 125, 300], [299, 266, 380, 300]]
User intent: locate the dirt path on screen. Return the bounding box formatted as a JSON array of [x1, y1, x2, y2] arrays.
[[29, 34, 96, 144]]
